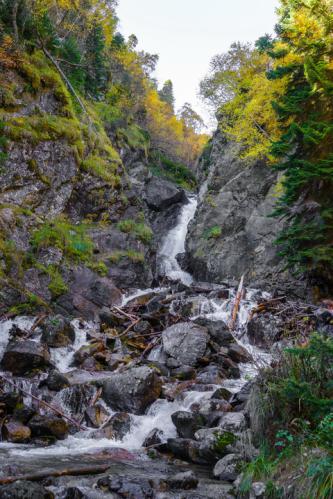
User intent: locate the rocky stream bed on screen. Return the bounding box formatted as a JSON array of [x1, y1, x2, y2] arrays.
[[0, 191, 329, 499]]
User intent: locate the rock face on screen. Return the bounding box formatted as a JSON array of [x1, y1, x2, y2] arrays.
[[101, 367, 162, 415], [162, 322, 209, 367], [186, 132, 305, 295], [0, 340, 50, 375], [144, 176, 185, 211]]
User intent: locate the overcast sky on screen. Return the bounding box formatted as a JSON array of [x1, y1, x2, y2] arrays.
[[117, 0, 279, 126]]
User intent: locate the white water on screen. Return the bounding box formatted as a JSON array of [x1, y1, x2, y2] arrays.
[[0, 192, 272, 459], [49, 319, 93, 373], [158, 196, 198, 285]]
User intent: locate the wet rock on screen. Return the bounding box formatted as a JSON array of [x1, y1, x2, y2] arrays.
[[95, 412, 131, 440], [230, 381, 253, 410], [166, 438, 200, 463], [41, 315, 75, 347], [212, 387, 233, 401], [213, 453, 242, 482], [97, 475, 154, 498], [166, 470, 198, 490], [12, 407, 36, 424], [218, 412, 247, 433], [43, 370, 70, 391], [3, 421, 31, 443], [52, 384, 95, 419], [101, 366, 162, 415], [62, 488, 85, 499], [0, 392, 22, 413], [73, 341, 105, 366], [251, 482, 266, 498], [142, 428, 164, 447], [0, 340, 50, 374], [99, 307, 126, 327], [0, 481, 54, 498], [162, 322, 209, 367], [171, 366, 196, 380], [144, 176, 185, 211], [28, 414, 69, 440], [171, 411, 205, 439], [194, 428, 237, 462], [198, 399, 232, 418], [194, 318, 234, 346], [84, 403, 109, 428], [228, 344, 252, 363], [247, 314, 281, 348], [196, 365, 225, 385]]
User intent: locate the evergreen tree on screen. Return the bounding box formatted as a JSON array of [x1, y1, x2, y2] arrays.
[[158, 80, 175, 110]]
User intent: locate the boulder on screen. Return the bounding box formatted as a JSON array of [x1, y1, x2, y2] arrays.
[[97, 475, 154, 498], [142, 428, 164, 447], [85, 404, 109, 428], [194, 318, 234, 346], [28, 415, 69, 440], [3, 421, 31, 443], [228, 344, 252, 363], [144, 176, 185, 211], [42, 370, 70, 391], [0, 340, 50, 374], [41, 315, 75, 347], [213, 453, 242, 482], [166, 471, 198, 490], [0, 481, 54, 499], [171, 366, 196, 380], [101, 367, 162, 415], [0, 392, 22, 413], [218, 412, 247, 433], [162, 322, 209, 366], [94, 412, 131, 440], [171, 411, 205, 439], [247, 315, 281, 348]]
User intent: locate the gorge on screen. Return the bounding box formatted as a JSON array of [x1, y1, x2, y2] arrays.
[[0, 1, 333, 498]]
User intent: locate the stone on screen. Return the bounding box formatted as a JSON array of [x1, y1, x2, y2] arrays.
[[166, 470, 198, 490], [162, 322, 209, 366], [43, 370, 70, 391], [251, 482, 266, 498], [144, 176, 185, 211], [247, 315, 281, 349], [194, 318, 234, 346], [171, 411, 205, 439], [97, 476, 154, 498], [12, 407, 36, 424], [171, 366, 196, 380], [3, 421, 31, 443], [41, 315, 75, 347], [101, 366, 162, 415], [213, 453, 242, 482], [94, 412, 131, 440], [212, 387, 233, 401], [218, 412, 247, 433], [85, 404, 109, 428], [0, 340, 50, 375], [28, 415, 69, 440], [142, 428, 164, 447], [0, 392, 22, 412], [73, 341, 105, 366], [0, 481, 54, 499], [228, 344, 252, 363]]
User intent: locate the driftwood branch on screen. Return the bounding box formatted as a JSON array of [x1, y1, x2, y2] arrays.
[[0, 465, 110, 485], [229, 275, 244, 330]]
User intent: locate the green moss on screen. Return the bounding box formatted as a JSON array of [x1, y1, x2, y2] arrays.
[[149, 152, 197, 190], [108, 249, 145, 264], [27, 159, 50, 185], [203, 226, 222, 239], [213, 431, 236, 455], [118, 124, 150, 155], [31, 217, 94, 262], [117, 219, 153, 244], [87, 261, 109, 276], [81, 154, 120, 185]]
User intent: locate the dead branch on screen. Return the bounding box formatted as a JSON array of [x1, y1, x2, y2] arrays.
[[229, 275, 244, 330], [0, 464, 111, 485]]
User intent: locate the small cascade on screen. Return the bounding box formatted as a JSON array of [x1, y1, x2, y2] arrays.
[[49, 320, 92, 374], [158, 196, 198, 285]]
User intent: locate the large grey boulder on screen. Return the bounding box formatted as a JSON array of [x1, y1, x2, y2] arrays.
[[213, 453, 242, 482], [0, 481, 54, 499], [101, 366, 162, 415], [144, 176, 185, 211], [0, 340, 50, 375], [218, 412, 247, 433], [162, 322, 209, 366]]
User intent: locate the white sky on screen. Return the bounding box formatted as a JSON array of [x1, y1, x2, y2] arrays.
[[117, 0, 279, 127]]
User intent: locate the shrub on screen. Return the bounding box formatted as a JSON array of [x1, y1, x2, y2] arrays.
[[204, 226, 222, 239]]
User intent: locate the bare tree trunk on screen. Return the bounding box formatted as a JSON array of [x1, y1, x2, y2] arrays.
[[12, 0, 20, 44]]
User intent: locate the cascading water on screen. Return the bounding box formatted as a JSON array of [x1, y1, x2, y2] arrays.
[[158, 196, 198, 285], [0, 189, 272, 469]]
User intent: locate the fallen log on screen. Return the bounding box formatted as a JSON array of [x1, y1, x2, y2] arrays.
[[0, 464, 111, 485]]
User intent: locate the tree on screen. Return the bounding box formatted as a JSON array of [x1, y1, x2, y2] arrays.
[[158, 79, 175, 110]]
